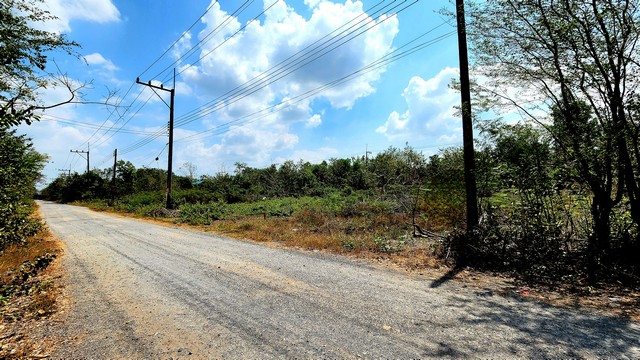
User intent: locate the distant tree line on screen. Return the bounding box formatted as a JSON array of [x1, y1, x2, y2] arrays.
[[39, 144, 431, 204]]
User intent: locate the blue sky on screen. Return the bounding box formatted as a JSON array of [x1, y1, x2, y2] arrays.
[[20, 0, 464, 182]]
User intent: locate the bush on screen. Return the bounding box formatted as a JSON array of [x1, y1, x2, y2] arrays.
[[178, 202, 227, 225]]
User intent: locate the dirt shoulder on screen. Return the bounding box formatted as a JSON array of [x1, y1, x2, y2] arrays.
[[0, 225, 65, 358]]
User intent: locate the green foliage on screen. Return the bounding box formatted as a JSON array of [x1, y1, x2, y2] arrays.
[[466, 0, 640, 282], [133, 167, 166, 193], [118, 191, 165, 214], [0, 128, 47, 248], [178, 202, 227, 225], [1, 0, 79, 127]]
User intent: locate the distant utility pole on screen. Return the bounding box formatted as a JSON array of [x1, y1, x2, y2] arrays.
[[58, 168, 71, 177], [136, 70, 175, 209], [456, 0, 479, 234], [70, 144, 90, 174], [111, 148, 117, 205], [365, 144, 372, 166]]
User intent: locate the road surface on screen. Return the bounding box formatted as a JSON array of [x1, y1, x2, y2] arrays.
[[38, 201, 639, 358]]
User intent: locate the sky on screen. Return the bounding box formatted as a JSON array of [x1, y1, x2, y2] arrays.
[[18, 0, 465, 183]]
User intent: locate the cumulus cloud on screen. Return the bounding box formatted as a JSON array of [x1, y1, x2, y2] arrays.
[[39, 0, 121, 33], [377, 67, 462, 145], [175, 0, 399, 163], [84, 52, 119, 72], [306, 114, 322, 128]]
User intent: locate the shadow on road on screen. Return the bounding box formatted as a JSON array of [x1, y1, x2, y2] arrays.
[[430, 266, 464, 288]]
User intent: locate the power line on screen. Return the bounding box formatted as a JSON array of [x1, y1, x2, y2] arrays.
[[88, 0, 264, 157], [108, 1, 431, 162], [175, 0, 415, 129], [152, 0, 257, 82], [175, 28, 454, 143], [138, 1, 220, 78], [73, 1, 237, 152], [93, 91, 160, 149], [40, 114, 159, 135]]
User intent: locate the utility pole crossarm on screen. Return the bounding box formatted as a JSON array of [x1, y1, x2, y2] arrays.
[[70, 148, 90, 174], [136, 78, 171, 92]]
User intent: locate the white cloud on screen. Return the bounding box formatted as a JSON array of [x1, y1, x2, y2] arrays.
[[377, 67, 462, 145], [39, 0, 121, 33], [306, 114, 322, 128], [84, 52, 119, 72], [278, 147, 339, 164], [304, 0, 323, 8], [173, 123, 300, 176], [178, 0, 399, 160]]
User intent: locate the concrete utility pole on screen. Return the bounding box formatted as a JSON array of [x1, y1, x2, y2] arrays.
[[365, 144, 372, 166], [456, 0, 479, 234], [70, 144, 90, 174], [136, 70, 175, 209], [111, 148, 117, 205]]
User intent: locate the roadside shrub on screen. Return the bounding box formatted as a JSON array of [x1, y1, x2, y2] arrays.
[[173, 188, 219, 205], [178, 202, 227, 225], [118, 191, 164, 213]]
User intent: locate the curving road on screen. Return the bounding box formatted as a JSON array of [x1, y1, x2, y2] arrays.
[[38, 201, 639, 358]]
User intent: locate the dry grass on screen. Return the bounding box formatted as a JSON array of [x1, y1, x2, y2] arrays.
[[0, 208, 64, 358], [0, 228, 60, 275], [203, 213, 445, 268]]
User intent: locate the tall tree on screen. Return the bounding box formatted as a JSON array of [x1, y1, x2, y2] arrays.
[[0, 0, 82, 126], [467, 0, 640, 279]]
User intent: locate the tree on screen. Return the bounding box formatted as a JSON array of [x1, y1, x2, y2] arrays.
[[1, 0, 80, 126], [115, 160, 136, 195], [466, 0, 640, 280], [0, 128, 47, 247], [179, 162, 198, 180], [1, 0, 121, 128]]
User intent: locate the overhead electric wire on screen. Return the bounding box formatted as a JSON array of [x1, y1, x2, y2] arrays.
[[113, 0, 432, 159], [72, 82, 137, 150], [151, 0, 256, 82], [40, 114, 159, 135], [92, 91, 159, 149], [146, 143, 168, 167], [94, 0, 262, 158], [61, 151, 71, 169], [174, 0, 414, 128], [72, 0, 233, 157], [175, 27, 455, 143], [138, 1, 220, 79], [174, 0, 393, 125], [163, 0, 283, 83], [95, 154, 114, 169], [113, 0, 403, 155]]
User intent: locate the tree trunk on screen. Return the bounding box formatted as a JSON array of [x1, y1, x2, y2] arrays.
[[588, 192, 613, 283]]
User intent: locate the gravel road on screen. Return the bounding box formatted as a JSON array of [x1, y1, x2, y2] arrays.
[[38, 201, 639, 358]]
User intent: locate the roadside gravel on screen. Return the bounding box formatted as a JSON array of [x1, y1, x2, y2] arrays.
[[38, 201, 640, 358]]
